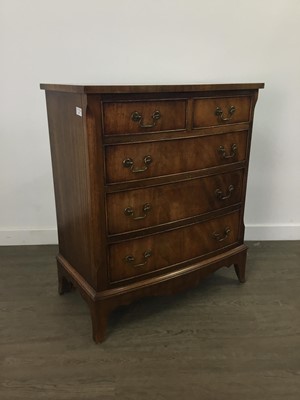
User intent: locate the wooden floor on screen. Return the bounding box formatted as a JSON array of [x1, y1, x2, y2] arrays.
[[0, 242, 299, 399]]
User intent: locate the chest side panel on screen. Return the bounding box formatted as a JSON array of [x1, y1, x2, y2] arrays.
[[45, 91, 95, 287]]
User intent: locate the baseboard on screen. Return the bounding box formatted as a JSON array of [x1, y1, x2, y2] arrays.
[[245, 224, 300, 241], [0, 229, 58, 245], [0, 225, 299, 245]]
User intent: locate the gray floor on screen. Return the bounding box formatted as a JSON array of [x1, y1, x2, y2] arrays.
[[0, 242, 299, 400]]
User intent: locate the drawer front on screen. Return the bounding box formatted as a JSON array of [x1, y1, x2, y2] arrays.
[[192, 96, 251, 128], [103, 100, 186, 135], [106, 170, 244, 234], [105, 131, 247, 183], [109, 211, 240, 282]]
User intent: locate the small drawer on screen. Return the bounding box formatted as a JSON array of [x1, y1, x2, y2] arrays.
[[105, 131, 247, 183], [106, 170, 244, 234], [108, 211, 241, 282], [103, 100, 186, 135], [192, 96, 251, 128]]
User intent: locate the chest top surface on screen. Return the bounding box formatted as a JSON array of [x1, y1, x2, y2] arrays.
[[40, 83, 264, 94]]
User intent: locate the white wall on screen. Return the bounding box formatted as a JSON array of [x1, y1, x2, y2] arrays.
[[1, 0, 300, 245]]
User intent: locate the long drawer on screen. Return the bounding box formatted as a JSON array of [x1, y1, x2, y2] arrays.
[[105, 131, 248, 183], [108, 210, 241, 282], [106, 170, 244, 235]]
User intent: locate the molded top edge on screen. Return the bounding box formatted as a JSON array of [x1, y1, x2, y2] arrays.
[[40, 83, 265, 94]]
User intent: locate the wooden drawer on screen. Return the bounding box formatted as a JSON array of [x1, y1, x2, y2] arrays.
[[103, 100, 186, 135], [106, 170, 244, 234], [109, 211, 241, 282], [105, 131, 247, 183], [192, 96, 251, 128]]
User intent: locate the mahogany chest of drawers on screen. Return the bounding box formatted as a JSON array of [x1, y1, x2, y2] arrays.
[[41, 83, 264, 342]]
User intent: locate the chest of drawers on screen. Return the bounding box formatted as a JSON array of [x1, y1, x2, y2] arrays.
[[41, 83, 264, 342]]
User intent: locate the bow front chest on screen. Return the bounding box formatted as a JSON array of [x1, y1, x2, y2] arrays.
[[41, 83, 264, 342]]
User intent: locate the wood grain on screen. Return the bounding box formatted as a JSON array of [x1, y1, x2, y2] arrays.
[[40, 82, 265, 93], [105, 131, 248, 184], [45, 92, 96, 287], [108, 211, 241, 282], [106, 169, 244, 234], [103, 99, 186, 135], [192, 95, 251, 127]]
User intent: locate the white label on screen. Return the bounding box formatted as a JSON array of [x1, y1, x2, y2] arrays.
[[76, 107, 82, 117]]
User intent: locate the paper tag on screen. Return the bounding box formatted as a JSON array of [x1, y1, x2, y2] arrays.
[[76, 107, 82, 117]]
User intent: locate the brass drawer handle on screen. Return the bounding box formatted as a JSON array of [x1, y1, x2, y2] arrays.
[[215, 105, 236, 122], [124, 203, 152, 220], [218, 144, 237, 159], [123, 155, 152, 173], [212, 227, 231, 242], [215, 185, 234, 200], [124, 250, 152, 268], [131, 110, 161, 128]]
